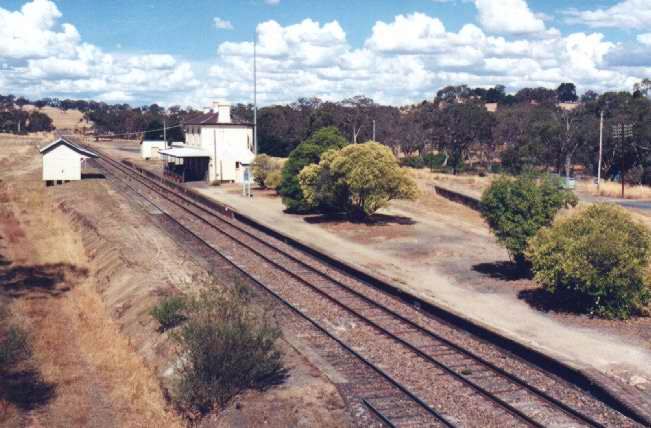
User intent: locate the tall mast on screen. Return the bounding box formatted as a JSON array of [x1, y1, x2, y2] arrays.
[[253, 37, 257, 156]]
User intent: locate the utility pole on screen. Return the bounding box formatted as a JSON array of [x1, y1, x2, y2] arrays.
[[372, 120, 376, 141], [163, 118, 167, 146], [597, 110, 603, 191], [253, 37, 257, 157]]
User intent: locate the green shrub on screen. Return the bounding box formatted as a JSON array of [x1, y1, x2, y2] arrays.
[[527, 204, 651, 319], [480, 174, 577, 266], [252, 154, 285, 188], [150, 295, 186, 331], [0, 326, 31, 371], [423, 153, 447, 169], [299, 142, 418, 220], [278, 127, 348, 212], [172, 286, 283, 414], [264, 169, 282, 190], [399, 155, 425, 169]]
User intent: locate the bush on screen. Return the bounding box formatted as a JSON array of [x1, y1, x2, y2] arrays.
[[173, 286, 283, 413], [299, 142, 418, 220], [399, 155, 425, 169], [252, 154, 285, 188], [527, 205, 651, 319], [278, 127, 348, 212], [423, 152, 447, 169], [264, 169, 282, 190], [480, 174, 577, 266], [150, 295, 187, 331]]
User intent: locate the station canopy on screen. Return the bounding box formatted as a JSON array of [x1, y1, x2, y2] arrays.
[[159, 147, 210, 163]]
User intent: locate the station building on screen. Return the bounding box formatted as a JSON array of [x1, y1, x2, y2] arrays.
[[40, 137, 98, 186], [159, 102, 255, 184]]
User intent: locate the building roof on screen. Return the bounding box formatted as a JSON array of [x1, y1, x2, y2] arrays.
[[39, 137, 98, 158], [159, 147, 210, 158], [139, 139, 167, 145], [183, 111, 254, 127]]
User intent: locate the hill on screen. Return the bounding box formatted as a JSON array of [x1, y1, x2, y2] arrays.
[[23, 105, 93, 131]]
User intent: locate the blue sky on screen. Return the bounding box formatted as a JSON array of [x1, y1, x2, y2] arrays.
[[1, 0, 650, 106]]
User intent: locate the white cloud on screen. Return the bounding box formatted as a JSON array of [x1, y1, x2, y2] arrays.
[[637, 33, 651, 46], [200, 13, 635, 106], [474, 0, 546, 34], [563, 0, 651, 29], [214, 17, 233, 30], [264, 0, 280, 5], [1, 0, 648, 107], [0, 0, 199, 104]]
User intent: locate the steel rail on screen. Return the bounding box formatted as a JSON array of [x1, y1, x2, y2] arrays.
[[93, 154, 454, 428], [93, 150, 608, 427]]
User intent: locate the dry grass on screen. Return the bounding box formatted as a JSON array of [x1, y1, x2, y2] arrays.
[[0, 166, 182, 427], [23, 105, 91, 130], [576, 179, 651, 200], [405, 168, 494, 197]]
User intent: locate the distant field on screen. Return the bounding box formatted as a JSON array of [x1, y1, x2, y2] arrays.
[[23, 105, 92, 130]]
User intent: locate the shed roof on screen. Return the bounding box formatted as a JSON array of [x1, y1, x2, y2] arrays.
[[183, 112, 254, 127], [139, 140, 167, 145], [159, 147, 210, 158], [39, 137, 98, 158]]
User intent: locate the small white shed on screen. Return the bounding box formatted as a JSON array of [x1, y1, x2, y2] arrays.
[[140, 140, 167, 160], [40, 137, 98, 185]]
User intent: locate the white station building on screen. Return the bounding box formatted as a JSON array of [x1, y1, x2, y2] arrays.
[[40, 137, 98, 186], [159, 102, 255, 183]]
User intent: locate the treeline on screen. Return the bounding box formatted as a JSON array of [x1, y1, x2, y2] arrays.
[[254, 80, 651, 185], [3, 79, 651, 183], [0, 95, 54, 133]]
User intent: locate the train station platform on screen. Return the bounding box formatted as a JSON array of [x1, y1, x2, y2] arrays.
[[187, 182, 651, 420]]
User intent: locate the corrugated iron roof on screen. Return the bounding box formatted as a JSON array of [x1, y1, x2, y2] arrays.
[[159, 147, 210, 158], [39, 137, 98, 158]]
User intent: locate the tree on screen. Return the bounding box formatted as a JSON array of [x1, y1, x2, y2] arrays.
[[580, 90, 599, 103], [27, 111, 54, 132], [493, 104, 536, 173], [515, 87, 557, 105], [143, 119, 165, 140], [596, 92, 651, 195], [633, 78, 651, 98], [278, 127, 348, 212], [480, 174, 578, 267], [299, 142, 418, 220], [556, 82, 578, 103], [15, 96, 29, 109], [438, 102, 495, 174], [527, 205, 651, 319], [252, 154, 284, 188], [340, 96, 376, 143], [436, 85, 472, 104]]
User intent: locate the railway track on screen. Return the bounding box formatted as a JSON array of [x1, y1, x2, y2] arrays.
[[89, 149, 642, 428]]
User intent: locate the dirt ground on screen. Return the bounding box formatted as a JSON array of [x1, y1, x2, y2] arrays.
[[0, 137, 350, 427]]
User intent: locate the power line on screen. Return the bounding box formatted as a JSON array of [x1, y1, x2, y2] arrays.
[[91, 122, 183, 138]]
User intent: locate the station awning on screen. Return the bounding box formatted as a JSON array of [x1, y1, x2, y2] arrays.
[[159, 147, 210, 158]]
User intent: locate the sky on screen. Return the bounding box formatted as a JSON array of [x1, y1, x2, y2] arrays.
[[1, 0, 651, 107]]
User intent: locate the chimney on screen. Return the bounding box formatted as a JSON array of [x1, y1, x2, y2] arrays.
[[213, 101, 231, 123]]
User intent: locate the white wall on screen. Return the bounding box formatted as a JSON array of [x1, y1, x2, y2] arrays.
[[198, 125, 253, 182], [42, 144, 84, 181], [141, 141, 166, 159]]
